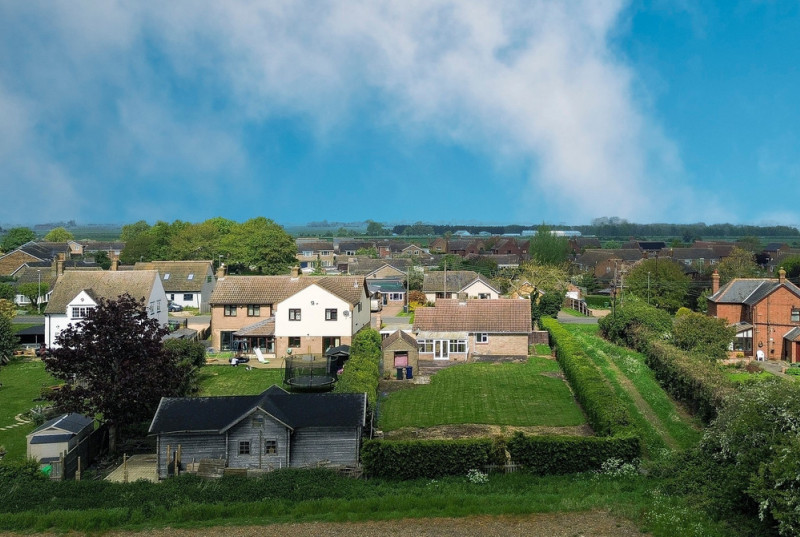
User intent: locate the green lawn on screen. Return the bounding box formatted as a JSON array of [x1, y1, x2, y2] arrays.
[[563, 324, 702, 453], [197, 365, 285, 396], [379, 358, 586, 430], [0, 358, 57, 460]]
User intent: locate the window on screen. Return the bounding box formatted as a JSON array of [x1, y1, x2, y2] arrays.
[[478, 293, 490, 299], [207, 275, 213, 283], [289, 308, 301, 321], [149, 301, 155, 314], [389, 293, 403, 301], [449, 339, 467, 353], [288, 337, 301, 348], [248, 305, 261, 317], [224, 305, 237, 317], [302, 250, 313, 256], [357, 302, 362, 312], [164, 273, 170, 280], [417, 339, 433, 353], [238, 441, 251, 455], [320, 250, 333, 256], [732, 329, 753, 352], [71, 306, 93, 319], [265, 440, 277, 454], [793, 309, 800, 323], [183, 293, 193, 301], [187, 273, 194, 280], [476, 333, 488, 344], [170, 294, 175, 300], [325, 308, 337, 321], [156, 299, 161, 313]]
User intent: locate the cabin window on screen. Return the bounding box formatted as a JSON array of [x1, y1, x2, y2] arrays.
[[289, 308, 301, 321], [265, 440, 277, 455], [238, 441, 251, 455], [224, 305, 237, 317], [248, 305, 261, 317], [325, 308, 337, 321]]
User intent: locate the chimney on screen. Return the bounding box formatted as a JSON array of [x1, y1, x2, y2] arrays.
[[779, 267, 787, 284], [291, 265, 300, 278], [712, 270, 720, 294], [216, 263, 227, 279], [57, 253, 65, 276], [110, 256, 119, 271]]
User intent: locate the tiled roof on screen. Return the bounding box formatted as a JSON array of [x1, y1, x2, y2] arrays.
[[423, 270, 496, 293], [234, 317, 275, 337], [382, 329, 417, 349], [78, 241, 126, 251], [413, 299, 532, 333], [149, 385, 366, 434], [347, 258, 410, 276], [133, 260, 213, 292], [710, 278, 800, 305], [296, 240, 335, 252], [44, 270, 160, 313], [30, 413, 94, 435], [210, 275, 366, 306], [785, 327, 800, 342], [670, 248, 717, 261]]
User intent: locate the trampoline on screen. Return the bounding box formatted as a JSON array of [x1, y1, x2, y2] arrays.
[[283, 353, 338, 392]]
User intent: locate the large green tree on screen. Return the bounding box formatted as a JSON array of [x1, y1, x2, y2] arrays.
[[16, 282, 49, 309], [221, 217, 296, 274], [528, 224, 570, 266], [43, 227, 74, 242], [671, 311, 735, 360], [717, 247, 761, 284], [0, 282, 14, 301], [44, 294, 182, 452], [1, 227, 36, 252], [625, 258, 690, 313], [779, 255, 800, 279]]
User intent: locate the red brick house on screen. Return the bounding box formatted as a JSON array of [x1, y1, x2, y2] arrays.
[[707, 269, 800, 362]]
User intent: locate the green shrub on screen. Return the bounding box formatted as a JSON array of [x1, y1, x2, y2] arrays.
[[598, 298, 672, 347], [671, 312, 735, 361], [585, 295, 611, 309], [541, 318, 634, 437], [507, 432, 640, 475], [361, 438, 494, 479], [334, 328, 382, 411]]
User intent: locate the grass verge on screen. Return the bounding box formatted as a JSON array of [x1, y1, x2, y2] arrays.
[[197, 365, 284, 396], [0, 358, 56, 460]]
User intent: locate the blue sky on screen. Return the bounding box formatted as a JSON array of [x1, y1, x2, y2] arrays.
[[1, 1, 798, 228]]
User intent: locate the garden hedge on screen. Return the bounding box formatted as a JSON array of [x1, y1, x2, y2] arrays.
[[507, 432, 640, 475], [361, 438, 496, 479], [541, 317, 634, 437], [630, 327, 734, 423]]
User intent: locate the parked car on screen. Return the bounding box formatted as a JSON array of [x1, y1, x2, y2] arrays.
[[168, 301, 183, 312]]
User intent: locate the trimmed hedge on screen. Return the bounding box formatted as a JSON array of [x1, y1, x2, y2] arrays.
[[630, 327, 734, 423], [507, 432, 640, 475], [541, 317, 633, 437], [334, 328, 382, 411], [598, 299, 672, 347], [361, 438, 496, 479]]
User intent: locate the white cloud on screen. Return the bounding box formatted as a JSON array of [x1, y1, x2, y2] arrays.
[[0, 0, 698, 223]]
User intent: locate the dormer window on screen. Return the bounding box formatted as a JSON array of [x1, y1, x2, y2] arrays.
[[164, 273, 170, 280], [187, 273, 194, 280]]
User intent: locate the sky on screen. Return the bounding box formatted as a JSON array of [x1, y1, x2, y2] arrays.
[[0, 1, 799, 228]]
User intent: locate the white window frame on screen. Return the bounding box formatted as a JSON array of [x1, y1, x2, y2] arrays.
[[476, 333, 488, 344]]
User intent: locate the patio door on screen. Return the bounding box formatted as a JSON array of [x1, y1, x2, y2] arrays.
[[434, 340, 449, 360]]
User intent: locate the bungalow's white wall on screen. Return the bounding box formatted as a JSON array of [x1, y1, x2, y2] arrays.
[[461, 280, 499, 299]]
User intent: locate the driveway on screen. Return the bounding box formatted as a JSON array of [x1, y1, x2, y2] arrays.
[[556, 311, 598, 324]]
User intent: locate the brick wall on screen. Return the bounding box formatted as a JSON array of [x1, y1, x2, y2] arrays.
[[473, 334, 528, 357]]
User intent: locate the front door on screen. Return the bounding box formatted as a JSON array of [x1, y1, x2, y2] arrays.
[[434, 340, 449, 360]]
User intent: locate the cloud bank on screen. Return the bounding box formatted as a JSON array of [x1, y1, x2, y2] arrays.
[[0, 0, 696, 224]]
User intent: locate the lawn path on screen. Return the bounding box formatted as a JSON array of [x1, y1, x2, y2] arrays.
[[597, 354, 678, 450]]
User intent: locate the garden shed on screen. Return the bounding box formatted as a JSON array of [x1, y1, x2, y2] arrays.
[[26, 413, 94, 464], [381, 329, 418, 379]]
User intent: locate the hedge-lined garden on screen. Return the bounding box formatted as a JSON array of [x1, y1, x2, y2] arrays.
[[334, 328, 382, 412]]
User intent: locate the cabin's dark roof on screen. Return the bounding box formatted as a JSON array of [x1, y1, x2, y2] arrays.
[[149, 385, 366, 435], [30, 413, 93, 436]]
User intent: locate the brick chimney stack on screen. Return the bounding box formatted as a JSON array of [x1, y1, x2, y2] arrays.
[[712, 270, 720, 295], [110, 256, 119, 271], [291, 266, 301, 278], [57, 253, 65, 276], [779, 267, 787, 284], [216, 263, 227, 279]]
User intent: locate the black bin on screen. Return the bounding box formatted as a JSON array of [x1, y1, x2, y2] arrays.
[[396, 367, 404, 380]]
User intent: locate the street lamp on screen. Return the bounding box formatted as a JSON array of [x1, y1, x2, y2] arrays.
[[37, 269, 41, 314]]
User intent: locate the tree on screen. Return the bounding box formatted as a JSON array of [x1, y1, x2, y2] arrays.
[[598, 298, 672, 346], [365, 220, 387, 236], [93, 250, 112, 270], [779, 255, 800, 279], [1, 227, 36, 252], [44, 294, 182, 452], [0, 282, 14, 301], [17, 282, 49, 309], [406, 267, 424, 291], [43, 227, 74, 242], [530, 289, 564, 328], [519, 261, 569, 294], [0, 314, 18, 366], [120, 220, 151, 242], [717, 247, 761, 284], [671, 311, 735, 360], [625, 258, 690, 313], [528, 224, 570, 266], [578, 272, 600, 294], [163, 339, 207, 397], [355, 247, 379, 258], [735, 235, 762, 253], [0, 299, 16, 320], [221, 217, 296, 274], [119, 233, 157, 264]]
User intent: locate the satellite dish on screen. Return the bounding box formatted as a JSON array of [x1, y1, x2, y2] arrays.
[[343, 310, 350, 317]]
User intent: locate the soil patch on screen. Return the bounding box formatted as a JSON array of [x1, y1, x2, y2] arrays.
[[7, 512, 648, 537], [383, 423, 594, 440]]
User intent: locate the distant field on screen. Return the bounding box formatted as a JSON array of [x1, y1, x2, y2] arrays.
[[379, 358, 586, 431]]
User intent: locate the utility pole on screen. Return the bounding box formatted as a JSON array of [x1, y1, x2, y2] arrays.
[[37, 269, 41, 314], [647, 271, 651, 305]]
